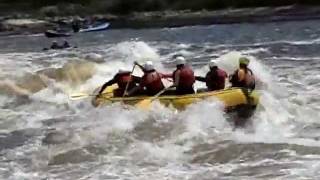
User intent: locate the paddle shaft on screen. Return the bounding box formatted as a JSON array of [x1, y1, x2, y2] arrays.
[[148, 86, 174, 102], [135, 86, 174, 109], [123, 64, 136, 97], [70, 91, 112, 100]]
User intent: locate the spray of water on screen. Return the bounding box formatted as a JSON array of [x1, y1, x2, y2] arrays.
[[2, 39, 319, 179]]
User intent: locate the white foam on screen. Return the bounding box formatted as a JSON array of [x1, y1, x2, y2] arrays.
[[108, 41, 160, 64], [126, 141, 186, 164], [176, 99, 229, 140]]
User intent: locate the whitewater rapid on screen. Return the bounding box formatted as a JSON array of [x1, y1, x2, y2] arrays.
[[0, 20, 320, 179]]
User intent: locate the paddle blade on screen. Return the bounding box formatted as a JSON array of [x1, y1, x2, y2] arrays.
[[135, 99, 152, 110], [69, 93, 91, 100]]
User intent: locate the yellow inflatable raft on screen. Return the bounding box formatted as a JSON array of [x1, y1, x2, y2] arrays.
[[92, 85, 259, 113]]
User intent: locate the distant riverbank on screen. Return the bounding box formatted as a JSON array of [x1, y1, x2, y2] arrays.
[[1, 5, 320, 36]]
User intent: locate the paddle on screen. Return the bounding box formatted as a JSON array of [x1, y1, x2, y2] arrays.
[[71, 63, 136, 100], [136, 86, 174, 109], [69, 91, 112, 100], [123, 64, 136, 97]]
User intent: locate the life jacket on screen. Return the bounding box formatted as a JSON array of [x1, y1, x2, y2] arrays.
[[173, 65, 195, 88], [230, 68, 255, 90], [142, 71, 165, 95], [206, 68, 227, 90], [116, 72, 132, 89]]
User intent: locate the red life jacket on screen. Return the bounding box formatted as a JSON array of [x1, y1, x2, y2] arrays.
[[206, 68, 227, 90], [141, 71, 165, 95], [216, 69, 227, 89], [173, 65, 195, 88], [116, 72, 132, 89]]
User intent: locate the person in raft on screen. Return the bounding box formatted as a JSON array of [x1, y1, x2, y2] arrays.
[[195, 59, 228, 91], [97, 68, 141, 97]]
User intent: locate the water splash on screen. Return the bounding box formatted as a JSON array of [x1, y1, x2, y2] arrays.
[[1, 27, 320, 179]]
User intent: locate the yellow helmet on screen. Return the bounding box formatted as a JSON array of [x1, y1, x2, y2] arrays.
[[239, 57, 250, 65]]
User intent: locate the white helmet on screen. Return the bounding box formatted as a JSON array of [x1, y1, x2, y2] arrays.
[[143, 61, 154, 71], [175, 56, 186, 65], [145, 60, 153, 65], [209, 59, 218, 68]]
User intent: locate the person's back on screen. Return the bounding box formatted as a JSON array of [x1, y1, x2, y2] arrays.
[[98, 69, 140, 97], [115, 71, 133, 89], [128, 61, 166, 96], [173, 56, 195, 95], [140, 69, 165, 95], [205, 68, 227, 91], [230, 57, 255, 90], [238, 68, 255, 89], [174, 65, 195, 88], [195, 60, 227, 91]]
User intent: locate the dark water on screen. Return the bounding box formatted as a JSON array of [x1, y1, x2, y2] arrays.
[[0, 20, 319, 179]]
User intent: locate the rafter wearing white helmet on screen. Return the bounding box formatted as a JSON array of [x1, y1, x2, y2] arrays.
[[143, 61, 154, 71], [208, 59, 218, 68], [175, 56, 186, 66]]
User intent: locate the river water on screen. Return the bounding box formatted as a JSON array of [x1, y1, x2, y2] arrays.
[[0, 20, 319, 179]]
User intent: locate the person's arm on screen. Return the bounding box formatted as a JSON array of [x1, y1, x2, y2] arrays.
[[238, 69, 245, 82], [98, 77, 116, 94], [195, 76, 206, 82], [159, 73, 172, 79], [173, 70, 180, 87], [158, 73, 173, 83]]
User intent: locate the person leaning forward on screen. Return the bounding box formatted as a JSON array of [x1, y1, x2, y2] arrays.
[[127, 61, 170, 96], [98, 68, 141, 97]]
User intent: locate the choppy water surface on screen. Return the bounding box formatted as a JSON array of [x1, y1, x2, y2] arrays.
[[0, 20, 319, 179]]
